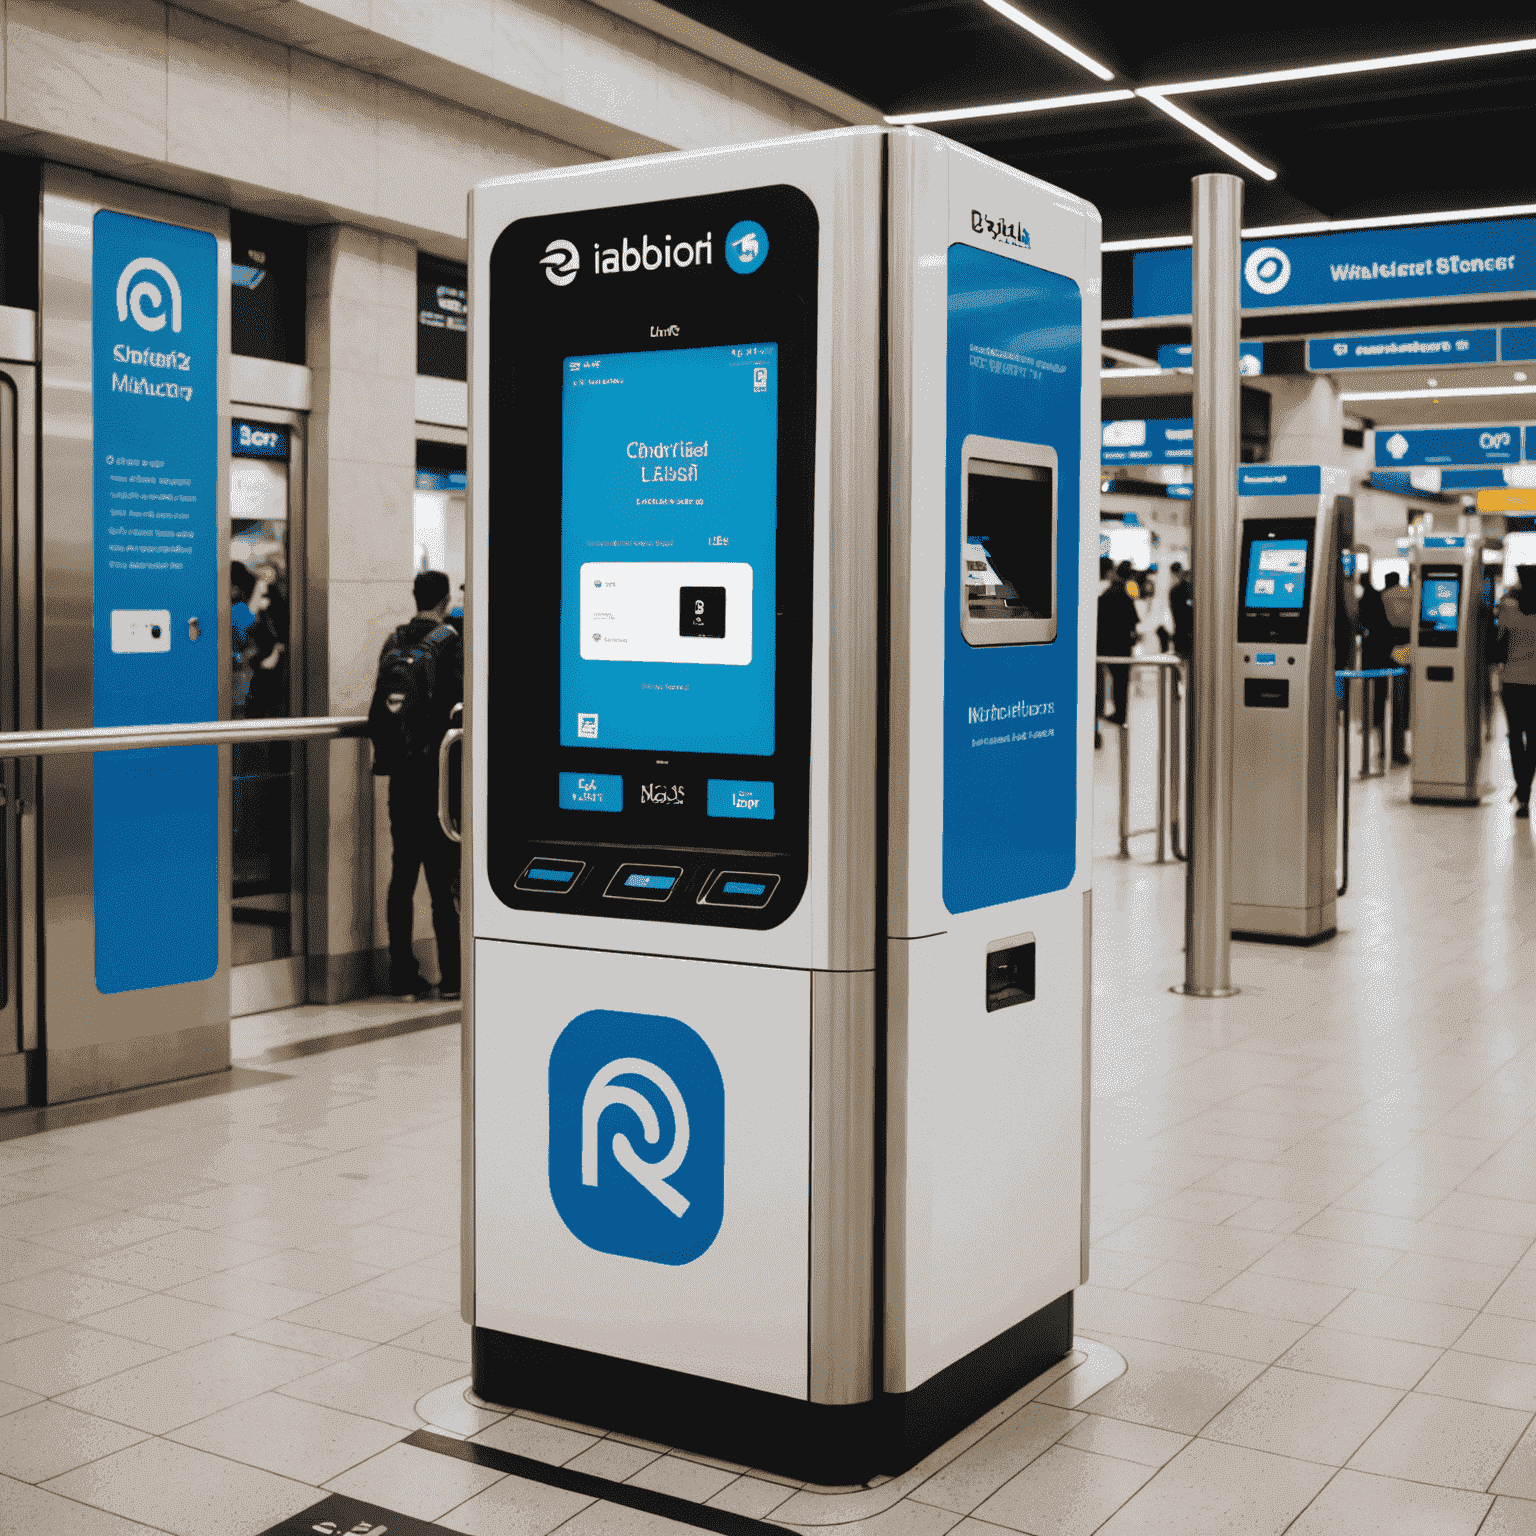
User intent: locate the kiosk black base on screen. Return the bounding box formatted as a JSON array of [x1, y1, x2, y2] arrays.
[[1232, 928, 1338, 947], [471, 1292, 1074, 1485]]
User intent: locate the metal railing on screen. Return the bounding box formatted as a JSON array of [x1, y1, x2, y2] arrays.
[[1098, 653, 1187, 864], [0, 715, 369, 760], [1334, 667, 1406, 898]]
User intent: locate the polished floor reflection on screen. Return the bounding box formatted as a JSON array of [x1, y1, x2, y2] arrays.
[[3, 686, 1536, 1534]]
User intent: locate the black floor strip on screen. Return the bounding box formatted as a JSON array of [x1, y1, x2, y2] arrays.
[[405, 1428, 791, 1536], [260, 1491, 453, 1535], [239, 1007, 461, 1065]]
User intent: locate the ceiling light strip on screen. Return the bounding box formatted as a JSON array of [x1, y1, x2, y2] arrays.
[[886, 88, 1133, 126], [1340, 384, 1536, 401], [1154, 36, 1536, 96], [1137, 91, 1278, 180], [980, 0, 1115, 80]]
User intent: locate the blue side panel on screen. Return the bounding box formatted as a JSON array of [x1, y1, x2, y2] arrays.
[[943, 244, 1081, 915], [92, 210, 220, 993]]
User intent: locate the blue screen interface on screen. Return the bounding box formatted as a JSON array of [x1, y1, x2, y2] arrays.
[[560, 343, 777, 756], [1422, 576, 1460, 632], [1244, 539, 1309, 610]]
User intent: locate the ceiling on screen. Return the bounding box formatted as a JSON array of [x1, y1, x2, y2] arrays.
[[657, 2, 1536, 242]]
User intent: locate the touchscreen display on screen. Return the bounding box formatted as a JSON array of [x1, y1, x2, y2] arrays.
[[1244, 539, 1309, 610], [1421, 575, 1460, 632], [965, 465, 1052, 622], [560, 343, 777, 756]]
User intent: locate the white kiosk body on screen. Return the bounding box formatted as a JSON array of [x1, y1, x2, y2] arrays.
[[464, 127, 1098, 1483], [1232, 466, 1352, 943], [1410, 536, 1484, 804]]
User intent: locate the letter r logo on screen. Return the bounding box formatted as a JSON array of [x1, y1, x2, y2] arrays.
[[548, 1010, 724, 1266]]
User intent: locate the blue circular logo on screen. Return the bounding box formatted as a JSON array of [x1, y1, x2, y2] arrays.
[[724, 220, 769, 275]]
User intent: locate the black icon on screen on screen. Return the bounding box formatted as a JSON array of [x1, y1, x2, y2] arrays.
[[679, 586, 726, 638]]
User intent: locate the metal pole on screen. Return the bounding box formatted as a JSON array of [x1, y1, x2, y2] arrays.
[[1179, 173, 1242, 998], [1171, 659, 1185, 860], [1117, 720, 1130, 858], [1155, 663, 1168, 863]]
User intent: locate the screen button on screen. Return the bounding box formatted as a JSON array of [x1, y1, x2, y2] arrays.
[[1255, 652, 1277, 666], [707, 779, 774, 820], [700, 870, 780, 908], [559, 772, 622, 812], [606, 863, 684, 902], [515, 857, 586, 894]]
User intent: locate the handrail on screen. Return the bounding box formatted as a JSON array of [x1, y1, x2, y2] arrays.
[[1096, 654, 1187, 863], [1333, 667, 1407, 897], [0, 715, 368, 760]]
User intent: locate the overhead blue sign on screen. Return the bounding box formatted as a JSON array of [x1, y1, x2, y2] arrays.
[[1155, 342, 1263, 374], [1440, 468, 1510, 490], [1503, 326, 1536, 362], [1238, 465, 1322, 497], [1308, 329, 1496, 371], [1102, 417, 1192, 463], [232, 420, 287, 459], [92, 210, 220, 995], [1375, 427, 1519, 467], [1134, 216, 1536, 317]]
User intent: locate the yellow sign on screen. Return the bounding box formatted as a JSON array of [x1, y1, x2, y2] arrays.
[[1477, 487, 1536, 512]]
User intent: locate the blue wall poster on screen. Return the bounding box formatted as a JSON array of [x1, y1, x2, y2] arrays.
[[1102, 418, 1192, 464], [1374, 427, 1520, 468], [92, 210, 220, 994], [944, 243, 1080, 913], [1134, 216, 1536, 317]]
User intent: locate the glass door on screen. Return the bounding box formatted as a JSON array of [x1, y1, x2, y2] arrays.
[[229, 412, 305, 1015]]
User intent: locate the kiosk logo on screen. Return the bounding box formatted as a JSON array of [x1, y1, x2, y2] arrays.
[[116, 256, 183, 332], [541, 239, 580, 286], [549, 1010, 725, 1265], [1244, 246, 1292, 297], [725, 221, 769, 274]]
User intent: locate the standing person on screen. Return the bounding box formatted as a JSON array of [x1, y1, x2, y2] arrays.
[[1494, 565, 1536, 819], [1381, 571, 1414, 764], [369, 571, 462, 1001], [1097, 558, 1140, 733], [1168, 561, 1193, 691], [1357, 574, 1392, 744]]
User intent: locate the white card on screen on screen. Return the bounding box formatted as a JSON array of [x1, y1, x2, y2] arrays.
[[111, 609, 172, 653]]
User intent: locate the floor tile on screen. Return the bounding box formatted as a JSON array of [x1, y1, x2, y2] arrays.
[[438, 1469, 597, 1536], [705, 1475, 796, 1517], [1319, 1292, 1477, 1348], [165, 1271, 324, 1320], [1348, 1391, 1530, 1490], [1204, 1271, 1350, 1324], [0, 1473, 164, 1535], [278, 1284, 453, 1344], [1491, 1420, 1536, 1499], [1092, 1438, 1331, 1535], [1285, 1468, 1491, 1535], [0, 1324, 167, 1396], [325, 1440, 504, 1520], [117, 1229, 277, 1273], [70, 1250, 212, 1293], [1275, 1328, 1443, 1390], [225, 1249, 387, 1295], [1056, 1417, 1188, 1467], [1418, 1351, 1536, 1412], [1249, 1234, 1402, 1289], [1076, 1288, 1307, 1363], [0, 1237, 75, 1284], [41, 1436, 316, 1536], [0, 1400, 148, 1483], [913, 1403, 1083, 1514], [1200, 1366, 1401, 1464], [1484, 1495, 1536, 1535], [472, 1413, 601, 1465], [237, 1318, 376, 1360], [168, 1389, 407, 1483], [1459, 1313, 1536, 1366], [566, 1439, 663, 1480], [627, 1453, 738, 1502], [0, 1301, 58, 1344], [275, 1342, 468, 1429], [86, 1292, 259, 1350], [1364, 1251, 1510, 1310], [0, 1271, 151, 1322], [970, 1444, 1152, 1535]]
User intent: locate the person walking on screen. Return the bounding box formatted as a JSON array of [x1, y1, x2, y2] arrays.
[[1380, 570, 1414, 764], [369, 570, 462, 1001], [1097, 557, 1140, 735], [1494, 564, 1536, 819]]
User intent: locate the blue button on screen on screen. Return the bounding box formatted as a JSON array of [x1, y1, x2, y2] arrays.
[[722, 880, 766, 896], [528, 867, 574, 883], [625, 872, 676, 890], [707, 779, 774, 820], [559, 772, 622, 812]]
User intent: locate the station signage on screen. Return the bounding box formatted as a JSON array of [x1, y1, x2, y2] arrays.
[[1374, 427, 1521, 467], [1134, 215, 1536, 317], [1307, 329, 1496, 371], [1101, 417, 1192, 463], [1155, 342, 1263, 374]]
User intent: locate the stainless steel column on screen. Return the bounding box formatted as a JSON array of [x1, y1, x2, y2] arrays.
[[1180, 174, 1242, 998]]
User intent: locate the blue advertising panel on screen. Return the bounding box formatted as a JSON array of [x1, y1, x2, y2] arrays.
[[1238, 465, 1322, 497], [92, 210, 220, 994], [558, 343, 777, 758], [1375, 427, 1519, 466], [945, 243, 1080, 912], [1503, 326, 1536, 362], [1101, 417, 1192, 463], [1134, 216, 1536, 317], [1155, 342, 1263, 374], [1307, 329, 1496, 371], [1440, 469, 1510, 490]]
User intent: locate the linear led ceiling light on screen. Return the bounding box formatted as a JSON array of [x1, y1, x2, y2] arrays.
[[1339, 384, 1536, 401], [886, 88, 1133, 126], [980, 0, 1116, 80], [1137, 91, 1278, 180]]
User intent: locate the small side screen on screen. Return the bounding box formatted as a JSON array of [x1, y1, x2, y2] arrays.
[[1418, 565, 1461, 648], [1237, 517, 1316, 645], [961, 446, 1057, 646]]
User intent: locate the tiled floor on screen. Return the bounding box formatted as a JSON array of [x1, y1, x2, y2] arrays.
[[4, 684, 1536, 1534]]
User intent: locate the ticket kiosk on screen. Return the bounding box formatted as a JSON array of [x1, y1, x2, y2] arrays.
[[1410, 535, 1484, 804], [463, 128, 1098, 1482], [1232, 466, 1353, 942]]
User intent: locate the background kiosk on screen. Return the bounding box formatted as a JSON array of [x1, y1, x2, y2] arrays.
[[1232, 465, 1353, 943], [464, 128, 1098, 1483], [1410, 535, 1485, 804]]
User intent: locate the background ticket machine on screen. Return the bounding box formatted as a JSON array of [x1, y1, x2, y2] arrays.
[[464, 128, 1098, 1482], [1232, 466, 1353, 943], [1410, 536, 1485, 804]]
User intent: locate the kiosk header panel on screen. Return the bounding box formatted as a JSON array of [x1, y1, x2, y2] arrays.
[[486, 185, 818, 929]]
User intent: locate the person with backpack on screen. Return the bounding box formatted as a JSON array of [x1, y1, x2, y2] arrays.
[[369, 570, 463, 1001]]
